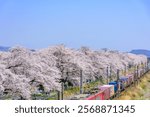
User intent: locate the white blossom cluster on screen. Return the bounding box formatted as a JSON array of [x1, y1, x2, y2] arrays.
[[0, 45, 147, 99]]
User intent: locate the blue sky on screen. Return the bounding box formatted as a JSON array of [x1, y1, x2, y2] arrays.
[[0, 0, 150, 51]]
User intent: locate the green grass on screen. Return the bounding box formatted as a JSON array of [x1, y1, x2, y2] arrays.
[[32, 91, 58, 100]]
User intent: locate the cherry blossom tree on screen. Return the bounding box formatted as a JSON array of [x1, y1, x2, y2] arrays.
[[0, 45, 148, 99]]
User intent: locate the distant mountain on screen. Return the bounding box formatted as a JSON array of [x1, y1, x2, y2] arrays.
[[0, 46, 36, 52], [0, 46, 10, 52], [130, 49, 150, 58]]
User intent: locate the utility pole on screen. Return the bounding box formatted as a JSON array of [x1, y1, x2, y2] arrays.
[[117, 69, 120, 96], [61, 82, 64, 100], [146, 62, 147, 72], [134, 65, 136, 85], [80, 69, 83, 94], [57, 91, 61, 100], [117, 69, 120, 82], [145, 62, 147, 72], [136, 65, 139, 85], [107, 66, 109, 84], [147, 61, 149, 71], [110, 66, 112, 81], [146, 62, 148, 72], [137, 65, 139, 78], [124, 65, 127, 76]]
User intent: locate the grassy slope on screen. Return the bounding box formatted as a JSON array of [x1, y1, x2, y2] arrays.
[[117, 71, 150, 100]]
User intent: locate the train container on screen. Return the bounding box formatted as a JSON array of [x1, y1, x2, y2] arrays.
[[108, 85, 115, 97], [139, 69, 142, 77], [94, 91, 104, 100], [119, 81, 125, 91], [86, 91, 104, 100], [108, 81, 120, 93], [99, 85, 114, 97], [124, 75, 133, 85], [127, 74, 134, 83], [126, 76, 132, 85], [139, 69, 144, 77], [99, 85, 111, 100], [119, 77, 129, 88], [137, 68, 144, 78]]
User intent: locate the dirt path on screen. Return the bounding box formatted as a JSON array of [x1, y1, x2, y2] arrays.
[[116, 71, 150, 100]]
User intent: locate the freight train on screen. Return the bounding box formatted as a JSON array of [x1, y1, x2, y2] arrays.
[[71, 65, 149, 100]]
